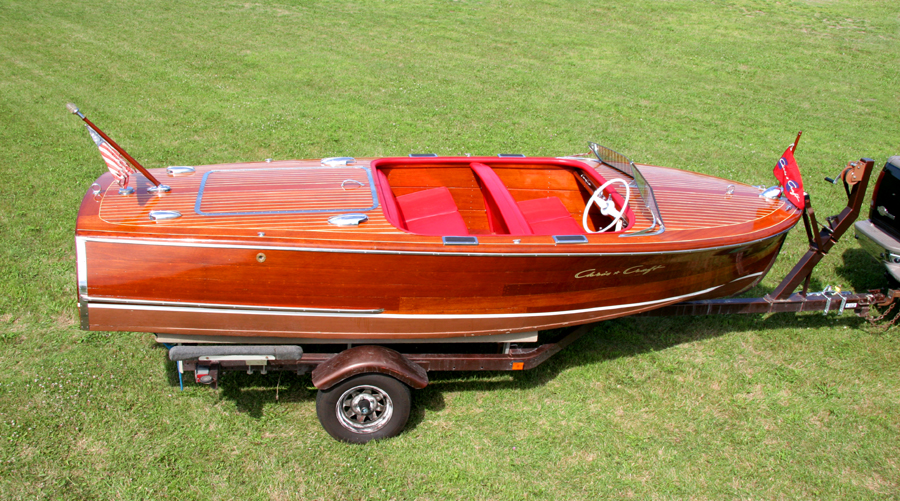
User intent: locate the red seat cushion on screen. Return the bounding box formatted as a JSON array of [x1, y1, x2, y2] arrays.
[[517, 197, 585, 235], [404, 212, 468, 235], [396, 187, 469, 235], [396, 187, 457, 220]]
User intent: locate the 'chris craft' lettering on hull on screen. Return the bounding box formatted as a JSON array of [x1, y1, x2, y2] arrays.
[[575, 265, 666, 279]]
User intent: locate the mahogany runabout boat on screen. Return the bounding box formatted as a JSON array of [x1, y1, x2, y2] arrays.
[[72, 105, 893, 443], [74, 130, 801, 344]]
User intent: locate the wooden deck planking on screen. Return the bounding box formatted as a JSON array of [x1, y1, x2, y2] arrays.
[[92, 158, 795, 238]]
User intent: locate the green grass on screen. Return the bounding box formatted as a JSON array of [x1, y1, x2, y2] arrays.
[[1, 0, 899, 498]]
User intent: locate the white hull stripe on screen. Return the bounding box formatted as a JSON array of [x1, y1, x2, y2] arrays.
[[88, 284, 723, 320], [83, 295, 383, 314], [729, 272, 763, 283]]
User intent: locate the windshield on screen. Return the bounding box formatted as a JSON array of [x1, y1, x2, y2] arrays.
[[589, 142, 665, 236]]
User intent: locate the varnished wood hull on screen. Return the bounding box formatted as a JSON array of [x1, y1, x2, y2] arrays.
[[75, 156, 800, 341]]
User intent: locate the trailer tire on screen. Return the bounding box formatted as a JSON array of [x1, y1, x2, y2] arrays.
[[316, 373, 411, 443]]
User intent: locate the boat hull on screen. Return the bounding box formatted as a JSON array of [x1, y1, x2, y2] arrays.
[[77, 229, 787, 341]]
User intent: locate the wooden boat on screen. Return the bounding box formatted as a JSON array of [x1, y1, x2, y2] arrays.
[[74, 139, 801, 344]]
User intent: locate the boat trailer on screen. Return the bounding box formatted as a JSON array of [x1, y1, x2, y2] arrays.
[[167, 157, 899, 442]]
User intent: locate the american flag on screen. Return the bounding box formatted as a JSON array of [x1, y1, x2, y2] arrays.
[[86, 125, 134, 188]]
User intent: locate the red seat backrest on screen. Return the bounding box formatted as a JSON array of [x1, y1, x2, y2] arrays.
[[375, 169, 406, 230], [470, 162, 533, 235]]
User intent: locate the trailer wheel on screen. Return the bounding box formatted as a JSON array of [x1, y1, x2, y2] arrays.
[[316, 374, 411, 443]]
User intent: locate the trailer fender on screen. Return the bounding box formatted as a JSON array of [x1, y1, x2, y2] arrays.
[[311, 345, 428, 390]]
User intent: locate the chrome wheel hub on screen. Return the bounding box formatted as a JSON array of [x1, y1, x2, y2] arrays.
[[335, 384, 394, 434]]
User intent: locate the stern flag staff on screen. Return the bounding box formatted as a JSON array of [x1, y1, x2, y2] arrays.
[[86, 125, 134, 189], [774, 131, 805, 210], [67, 103, 167, 192]]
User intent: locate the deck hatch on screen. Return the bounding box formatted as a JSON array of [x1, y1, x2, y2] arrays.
[[195, 166, 379, 216]]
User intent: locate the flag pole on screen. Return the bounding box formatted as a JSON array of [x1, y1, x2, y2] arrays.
[[791, 130, 802, 153], [67, 103, 164, 188]]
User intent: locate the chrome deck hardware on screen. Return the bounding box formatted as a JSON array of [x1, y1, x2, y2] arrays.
[[166, 166, 195, 176], [341, 179, 365, 190], [328, 214, 369, 227], [760, 186, 783, 200], [322, 157, 355, 167], [148, 210, 182, 221], [442, 236, 479, 246], [553, 235, 589, 244]]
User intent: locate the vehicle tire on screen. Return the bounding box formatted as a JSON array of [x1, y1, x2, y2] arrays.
[[315, 373, 411, 443]]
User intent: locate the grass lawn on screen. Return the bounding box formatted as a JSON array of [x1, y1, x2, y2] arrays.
[[1, 0, 899, 499]]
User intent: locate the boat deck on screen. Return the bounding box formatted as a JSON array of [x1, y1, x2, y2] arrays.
[[81, 157, 799, 252]]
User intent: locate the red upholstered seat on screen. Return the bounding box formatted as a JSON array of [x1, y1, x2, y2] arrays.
[[517, 197, 585, 235], [395, 187, 469, 236]]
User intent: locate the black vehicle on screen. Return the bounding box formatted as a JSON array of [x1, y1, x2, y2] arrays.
[[855, 156, 900, 283]]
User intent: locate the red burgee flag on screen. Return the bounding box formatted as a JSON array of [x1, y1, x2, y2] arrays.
[[86, 125, 134, 188], [773, 144, 805, 209]]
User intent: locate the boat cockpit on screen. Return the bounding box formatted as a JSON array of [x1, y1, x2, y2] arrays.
[[372, 157, 635, 237]]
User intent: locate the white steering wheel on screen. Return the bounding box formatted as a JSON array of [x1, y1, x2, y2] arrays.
[[583, 178, 630, 233]]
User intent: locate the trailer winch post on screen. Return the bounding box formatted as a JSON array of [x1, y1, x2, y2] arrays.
[[767, 158, 874, 301]]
